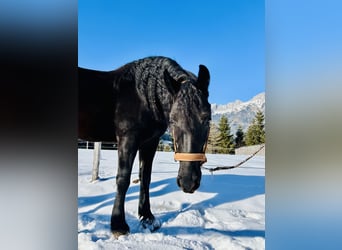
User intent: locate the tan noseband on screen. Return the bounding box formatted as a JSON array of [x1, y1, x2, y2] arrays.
[[172, 129, 209, 165], [174, 153, 207, 163]]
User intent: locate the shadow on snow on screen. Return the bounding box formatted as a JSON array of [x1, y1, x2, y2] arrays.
[[78, 173, 265, 239]]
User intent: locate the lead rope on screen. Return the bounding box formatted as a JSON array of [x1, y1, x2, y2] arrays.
[[201, 144, 265, 172], [132, 144, 264, 184]]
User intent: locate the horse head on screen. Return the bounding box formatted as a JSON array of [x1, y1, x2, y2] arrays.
[[165, 64, 211, 193]]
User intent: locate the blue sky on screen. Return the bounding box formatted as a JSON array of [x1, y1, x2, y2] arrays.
[[78, 0, 265, 104]]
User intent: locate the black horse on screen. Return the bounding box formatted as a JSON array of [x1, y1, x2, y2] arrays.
[[79, 56, 211, 235]]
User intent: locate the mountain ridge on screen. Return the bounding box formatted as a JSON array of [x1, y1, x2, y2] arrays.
[[211, 92, 265, 135]]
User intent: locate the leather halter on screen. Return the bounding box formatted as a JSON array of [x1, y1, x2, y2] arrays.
[[172, 130, 208, 165]]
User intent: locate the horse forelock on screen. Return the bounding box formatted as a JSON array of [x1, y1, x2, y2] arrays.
[[171, 84, 210, 125]]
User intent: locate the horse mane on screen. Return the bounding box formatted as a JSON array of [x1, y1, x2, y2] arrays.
[[110, 56, 196, 123]]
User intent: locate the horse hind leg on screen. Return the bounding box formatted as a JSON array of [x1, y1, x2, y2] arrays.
[[138, 138, 161, 232]]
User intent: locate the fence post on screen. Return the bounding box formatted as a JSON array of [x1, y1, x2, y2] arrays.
[[92, 142, 101, 182]]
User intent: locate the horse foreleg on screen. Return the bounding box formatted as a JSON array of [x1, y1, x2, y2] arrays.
[[111, 136, 138, 236], [138, 138, 161, 232]]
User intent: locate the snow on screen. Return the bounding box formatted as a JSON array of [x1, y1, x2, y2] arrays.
[[78, 149, 265, 249]]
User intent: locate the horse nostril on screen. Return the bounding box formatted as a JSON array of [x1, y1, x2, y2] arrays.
[[193, 182, 200, 192]]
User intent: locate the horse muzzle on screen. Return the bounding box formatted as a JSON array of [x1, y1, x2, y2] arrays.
[[177, 173, 201, 193]]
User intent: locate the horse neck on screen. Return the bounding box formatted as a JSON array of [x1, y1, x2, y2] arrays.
[[139, 77, 173, 125], [155, 85, 174, 125]]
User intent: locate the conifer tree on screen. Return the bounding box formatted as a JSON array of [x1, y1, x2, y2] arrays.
[[255, 110, 265, 143], [245, 110, 265, 145], [207, 121, 220, 153], [217, 115, 234, 154], [245, 123, 258, 146], [234, 125, 245, 148]]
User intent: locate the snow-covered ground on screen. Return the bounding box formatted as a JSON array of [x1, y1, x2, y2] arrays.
[[78, 149, 265, 250]]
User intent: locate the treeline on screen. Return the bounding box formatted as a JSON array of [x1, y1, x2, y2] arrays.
[[207, 110, 265, 154]]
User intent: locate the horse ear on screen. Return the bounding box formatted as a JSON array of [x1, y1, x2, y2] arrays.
[[164, 69, 181, 96], [197, 65, 210, 96]]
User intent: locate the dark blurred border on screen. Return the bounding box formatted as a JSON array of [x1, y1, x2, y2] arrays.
[[0, 1, 77, 249], [266, 0, 342, 249]]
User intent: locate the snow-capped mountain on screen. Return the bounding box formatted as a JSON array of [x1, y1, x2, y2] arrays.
[[211, 92, 265, 135]]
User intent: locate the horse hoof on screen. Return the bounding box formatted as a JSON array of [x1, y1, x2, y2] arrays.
[[140, 217, 161, 232], [111, 222, 130, 238], [112, 230, 129, 239]]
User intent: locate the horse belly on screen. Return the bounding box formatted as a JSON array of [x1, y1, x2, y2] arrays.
[[78, 111, 116, 142]]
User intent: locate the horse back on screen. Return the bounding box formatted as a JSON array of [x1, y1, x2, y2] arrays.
[[78, 67, 116, 142]]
